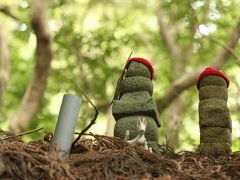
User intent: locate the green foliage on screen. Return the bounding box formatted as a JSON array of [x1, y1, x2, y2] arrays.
[[1, 0, 240, 151]]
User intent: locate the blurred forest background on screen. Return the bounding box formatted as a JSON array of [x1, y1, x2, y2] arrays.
[[0, 0, 240, 152]]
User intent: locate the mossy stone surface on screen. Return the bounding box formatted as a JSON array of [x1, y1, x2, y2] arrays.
[[112, 99, 160, 127], [125, 61, 151, 79], [199, 112, 231, 129], [114, 115, 159, 143], [120, 76, 153, 96], [120, 91, 150, 101], [200, 127, 231, 143], [199, 75, 227, 88], [198, 142, 231, 155], [199, 86, 228, 101], [199, 98, 228, 114], [198, 73, 232, 154], [112, 59, 160, 152]]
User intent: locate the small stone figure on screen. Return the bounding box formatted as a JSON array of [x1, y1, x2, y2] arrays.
[[124, 117, 152, 152], [196, 67, 232, 154], [112, 57, 160, 152]]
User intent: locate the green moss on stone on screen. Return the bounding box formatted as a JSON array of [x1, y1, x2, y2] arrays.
[[199, 98, 228, 114], [120, 91, 150, 101], [200, 127, 231, 143], [199, 75, 227, 88], [198, 142, 231, 155], [112, 99, 160, 127], [120, 76, 153, 96], [199, 112, 231, 129], [199, 86, 228, 101], [125, 61, 151, 79], [114, 115, 159, 143]]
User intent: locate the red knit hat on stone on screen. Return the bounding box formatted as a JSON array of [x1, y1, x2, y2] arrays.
[[126, 57, 154, 80], [196, 67, 230, 89]]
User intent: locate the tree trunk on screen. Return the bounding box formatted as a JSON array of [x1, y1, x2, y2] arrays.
[[0, 27, 9, 111], [9, 0, 52, 133], [166, 98, 183, 149]]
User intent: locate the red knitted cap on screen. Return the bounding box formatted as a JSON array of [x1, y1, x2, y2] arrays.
[[126, 57, 154, 80], [196, 67, 230, 89]]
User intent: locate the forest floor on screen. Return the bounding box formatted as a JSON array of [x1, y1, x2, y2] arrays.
[[0, 131, 239, 180]]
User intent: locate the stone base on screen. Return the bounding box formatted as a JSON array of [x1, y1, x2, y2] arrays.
[[199, 85, 228, 101], [112, 99, 160, 127], [200, 127, 231, 143], [114, 115, 159, 152], [198, 142, 231, 155]]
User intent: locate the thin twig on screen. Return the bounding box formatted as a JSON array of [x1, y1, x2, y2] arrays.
[[2, 127, 43, 140], [110, 51, 133, 106], [201, 33, 240, 65], [71, 89, 99, 147], [0, 6, 20, 21]]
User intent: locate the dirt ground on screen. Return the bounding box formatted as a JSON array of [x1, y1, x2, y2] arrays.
[[0, 131, 239, 180]]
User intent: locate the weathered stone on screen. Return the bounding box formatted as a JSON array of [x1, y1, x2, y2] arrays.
[[199, 112, 231, 129], [199, 75, 227, 88], [198, 142, 231, 155], [199, 98, 227, 111], [114, 116, 159, 141], [112, 98, 160, 127], [120, 76, 153, 96], [199, 86, 228, 101], [114, 115, 159, 152], [120, 91, 150, 101], [197, 67, 232, 155], [199, 99, 231, 129], [200, 127, 231, 143], [112, 57, 160, 153], [125, 61, 151, 79]]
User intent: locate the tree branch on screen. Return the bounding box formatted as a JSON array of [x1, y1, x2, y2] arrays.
[[157, 18, 240, 114], [9, 0, 52, 133], [157, 6, 181, 60], [0, 6, 19, 21]]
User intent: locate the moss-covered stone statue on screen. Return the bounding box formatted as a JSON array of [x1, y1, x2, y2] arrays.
[[196, 67, 231, 155], [112, 57, 160, 152]]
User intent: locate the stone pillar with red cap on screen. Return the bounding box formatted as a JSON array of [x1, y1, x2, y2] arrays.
[[196, 67, 232, 154], [112, 57, 160, 152]]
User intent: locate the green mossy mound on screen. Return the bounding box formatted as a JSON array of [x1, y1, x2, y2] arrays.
[[120, 76, 153, 96], [125, 61, 151, 79], [199, 85, 228, 101], [198, 73, 232, 155], [199, 75, 227, 88], [198, 142, 231, 155], [200, 127, 231, 143], [113, 60, 160, 152], [114, 115, 159, 142], [120, 91, 150, 101]]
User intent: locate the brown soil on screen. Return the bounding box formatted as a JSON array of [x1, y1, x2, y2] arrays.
[[0, 132, 239, 180]]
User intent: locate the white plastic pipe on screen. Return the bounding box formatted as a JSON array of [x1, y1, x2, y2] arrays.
[[50, 94, 82, 160]]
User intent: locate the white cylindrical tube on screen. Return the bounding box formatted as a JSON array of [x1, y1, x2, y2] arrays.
[[50, 94, 82, 159]]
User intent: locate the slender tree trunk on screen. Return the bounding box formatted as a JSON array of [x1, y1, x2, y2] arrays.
[[0, 27, 9, 111], [157, 5, 186, 148], [166, 98, 183, 148], [9, 0, 52, 133]]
